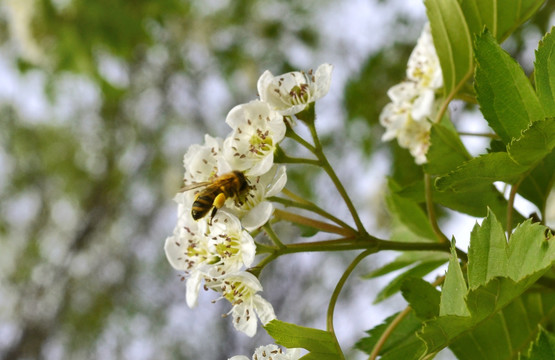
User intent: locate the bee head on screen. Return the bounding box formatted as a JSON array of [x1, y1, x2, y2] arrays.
[[233, 170, 249, 192]]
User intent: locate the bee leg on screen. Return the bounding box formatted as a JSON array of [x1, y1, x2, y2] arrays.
[[209, 193, 227, 224], [208, 207, 217, 225], [213, 193, 226, 209]]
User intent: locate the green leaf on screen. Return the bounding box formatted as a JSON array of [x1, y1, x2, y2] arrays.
[[535, 27, 555, 116], [265, 320, 340, 360], [363, 251, 448, 279], [467, 209, 508, 290], [416, 216, 555, 357], [425, 0, 473, 96], [356, 311, 426, 360], [396, 181, 522, 227], [459, 0, 545, 42], [475, 30, 545, 144], [506, 220, 555, 282], [401, 277, 441, 320], [521, 327, 555, 360], [435, 120, 555, 193], [387, 180, 436, 241], [507, 119, 555, 166], [440, 240, 470, 316], [424, 121, 472, 175], [435, 152, 526, 192], [518, 149, 555, 215], [363, 250, 447, 306], [449, 293, 555, 360], [373, 259, 448, 304]]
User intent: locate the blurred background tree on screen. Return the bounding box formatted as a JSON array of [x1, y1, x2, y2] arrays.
[[0, 0, 553, 359]]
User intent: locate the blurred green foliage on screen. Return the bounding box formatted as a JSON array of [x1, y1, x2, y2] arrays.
[[0, 0, 552, 359]]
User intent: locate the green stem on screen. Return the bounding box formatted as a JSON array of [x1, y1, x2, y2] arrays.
[[369, 275, 446, 359], [507, 176, 525, 236], [276, 151, 320, 166], [277, 237, 467, 262], [252, 236, 467, 277], [328, 249, 374, 360], [434, 68, 474, 125], [307, 122, 366, 234], [369, 307, 412, 360], [270, 195, 355, 232], [424, 174, 449, 244], [249, 251, 278, 277], [458, 131, 500, 139], [286, 126, 317, 152], [263, 223, 285, 249], [274, 208, 356, 236]]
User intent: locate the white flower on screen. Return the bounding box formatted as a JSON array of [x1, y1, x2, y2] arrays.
[[206, 210, 256, 271], [380, 82, 436, 165], [379, 22, 443, 165], [164, 212, 214, 308], [211, 271, 276, 337], [223, 100, 286, 176], [227, 165, 287, 231], [407, 23, 443, 90], [228, 344, 302, 360], [182, 134, 228, 186], [386, 81, 434, 121], [257, 63, 333, 116], [397, 118, 432, 165]]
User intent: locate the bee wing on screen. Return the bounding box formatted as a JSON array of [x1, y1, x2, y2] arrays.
[[179, 181, 212, 192]]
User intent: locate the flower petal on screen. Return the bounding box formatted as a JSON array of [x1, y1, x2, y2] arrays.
[[164, 235, 187, 271], [241, 201, 274, 231], [313, 63, 333, 99], [265, 165, 287, 197], [253, 294, 276, 325], [186, 271, 203, 308], [232, 302, 258, 337]]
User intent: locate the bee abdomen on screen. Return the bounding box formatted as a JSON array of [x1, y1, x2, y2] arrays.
[[191, 195, 214, 220]]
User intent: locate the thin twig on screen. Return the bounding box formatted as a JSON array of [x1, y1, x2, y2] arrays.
[[307, 122, 366, 234], [274, 208, 356, 237], [328, 250, 375, 360], [271, 192, 355, 232], [458, 131, 500, 139], [425, 174, 449, 244]]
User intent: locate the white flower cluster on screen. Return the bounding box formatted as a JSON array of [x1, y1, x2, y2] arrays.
[[165, 64, 333, 337], [229, 344, 302, 360], [379, 23, 443, 164]]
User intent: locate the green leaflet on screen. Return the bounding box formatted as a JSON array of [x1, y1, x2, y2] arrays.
[[449, 294, 555, 360], [401, 277, 441, 320], [416, 213, 555, 358], [265, 320, 340, 360], [435, 152, 526, 191], [396, 180, 520, 227], [424, 122, 472, 176], [440, 241, 470, 317], [535, 27, 555, 116], [467, 210, 508, 290], [507, 119, 555, 166], [363, 252, 448, 279], [387, 179, 436, 241], [520, 327, 555, 360], [425, 0, 473, 97], [474, 30, 545, 145], [435, 119, 555, 192], [458, 0, 545, 42], [518, 149, 555, 215], [373, 259, 447, 304]]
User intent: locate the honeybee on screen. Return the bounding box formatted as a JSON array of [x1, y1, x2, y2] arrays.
[[180, 171, 249, 221]]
